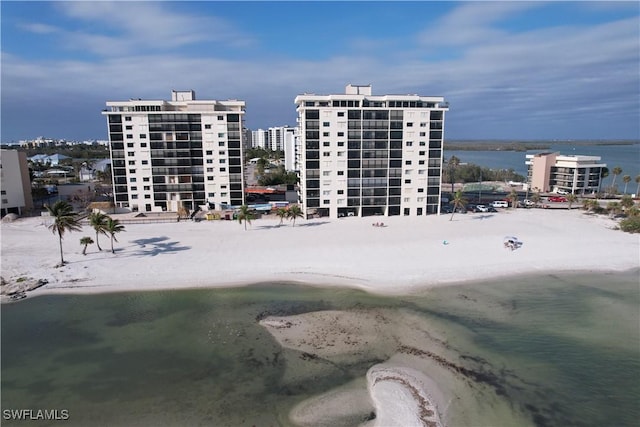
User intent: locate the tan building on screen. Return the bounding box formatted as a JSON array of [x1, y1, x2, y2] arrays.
[[1, 149, 34, 216], [526, 152, 607, 194]]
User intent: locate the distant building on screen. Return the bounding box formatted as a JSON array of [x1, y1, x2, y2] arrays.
[[1, 149, 33, 216], [251, 129, 268, 149], [29, 153, 71, 166], [283, 127, 300, 172], [295, 84, 449, 219], [526, 152, 607, 194], [102, 90, 246, 213]]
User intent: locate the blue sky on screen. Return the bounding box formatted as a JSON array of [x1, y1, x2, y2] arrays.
[[1, 1, 639, 142]]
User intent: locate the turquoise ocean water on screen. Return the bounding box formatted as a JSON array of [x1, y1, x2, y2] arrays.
[[2, 270, 639, 426]]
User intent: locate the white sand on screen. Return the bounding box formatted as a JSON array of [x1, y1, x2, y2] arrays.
[[1, 209, 637, 298], [2, 209, 637, 425]]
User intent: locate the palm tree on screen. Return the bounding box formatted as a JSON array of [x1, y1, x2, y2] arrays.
[[287, 204, 304, 227], [508, 188, 519, 209], [597, 167, 609, 195], [622, 175, 631, 194], [566, 194, 578, 210], [46, 200, 82, 266], [447, 155, 460, 194], [635, 175, 640, 196], [620, 195, 635, 212], [531, 190, 542, 207], [80, 236, 94, 255], [611, 166, 622, 192], [275, 207, 288, 226], [236, 205, 254, 230], [104, 217, 125, 254], [449, 189, 467, 221], [88, 211, 108, 251]]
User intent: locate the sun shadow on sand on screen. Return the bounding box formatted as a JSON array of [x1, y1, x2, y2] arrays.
[[129, 236, 191, 257], [254, 221, 331, 230]]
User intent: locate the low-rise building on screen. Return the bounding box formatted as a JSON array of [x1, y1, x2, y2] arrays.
[[1, 149, 34, 216], [526, 152, 607, 194]]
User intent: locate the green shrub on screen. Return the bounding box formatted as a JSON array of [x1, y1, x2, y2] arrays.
[[619, 216, 640, 233]]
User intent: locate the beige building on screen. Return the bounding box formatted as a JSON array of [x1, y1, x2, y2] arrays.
[[526, 152, 607, 194], [1, 149, 34, 216]]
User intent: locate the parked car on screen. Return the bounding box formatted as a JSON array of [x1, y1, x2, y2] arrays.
[[475, 205, 489, 212], [522, 199, 536, 207], [548, 196, 567, 202], [491, 200, 508, 208], [487, 206, 498, 212], [556, 189, 569, 195]]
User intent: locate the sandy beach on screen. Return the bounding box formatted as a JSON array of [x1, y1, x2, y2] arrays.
[[2, 208, 638, 426], [1, 208, 637, 297]]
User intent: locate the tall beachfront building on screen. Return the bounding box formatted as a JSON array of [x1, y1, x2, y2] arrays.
[[294, 84, 449, 219], [102, 90, 245, 213], [526, 152, 607, 195]]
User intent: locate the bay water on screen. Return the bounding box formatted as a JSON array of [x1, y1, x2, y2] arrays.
[[444, 142, 640, 192], [2, 270, 638, 426]]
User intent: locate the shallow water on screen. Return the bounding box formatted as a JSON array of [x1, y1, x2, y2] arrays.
[[2, 270, 638, 426]]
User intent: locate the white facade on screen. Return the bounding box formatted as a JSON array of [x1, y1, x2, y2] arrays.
[[102, 90, 246, 213], [1, 149, 33, 216], [283, 127, 299, 172], [251, 129, 268, 149], [295, 84, 448, 219]]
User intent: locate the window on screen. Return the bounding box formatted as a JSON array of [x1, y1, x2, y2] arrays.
[[420, 123, 427, 127], [131, 186, 137, 191], [337, 171, 344, 176], [127, 143, 134, 147], [405, 170, 412, 175], [128, 160, 135, 165], [129, 169, 136, 173], [337, 189, 344, 194], [418, 188, 424, 193], [206, 159, 213, 164], [406, 141, 413, 147], [337, 132, 344, 137], [323, 132, 330, 137], [419, 151, 426, 155], [144, 195, 151, 199], [205, 124, 212, 129], [405, 179, 412, 184], [323, 190, 331, 196], [220, 167, 226, 172], [420, 132, 426, 137], [323, 200, 330, 204], [140, 134, 147, 139], [404, 198, 410, 203], [338, 141, 345, 146], [126, 125, 133, 130], [218, 133, 225, 138], [141, 143, 147, 147], [141, 160, 148, 165], [127, 151, 134, 156], [418, 170, 426, 175], [323, 141, 330, 147], [144, 186, 151, 191], [221, 192, 227, 197], [337, 112, 345, 117], [419, 160, 425, 165], [207, 167, 214, 172], [337, 151, 345, 157], [208, 193, 215, 197], [323, 122, 330, 127], [125, 116, 132, 121], [405, 160, 412, 165], [323, 171, 331, 176], [407, 122, 413, 127], [219, 159, 226, 164], [126, 134, 133, 139], [207, 176, 214, 181], [323, 152, 330, 157], [206, 150, 213, 155], [219, 142, 225, 146], [131, 195, 138, 199], [143, 177, 150, 182], [219, 151, 225, 155], [218, 115, 224, 120]]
